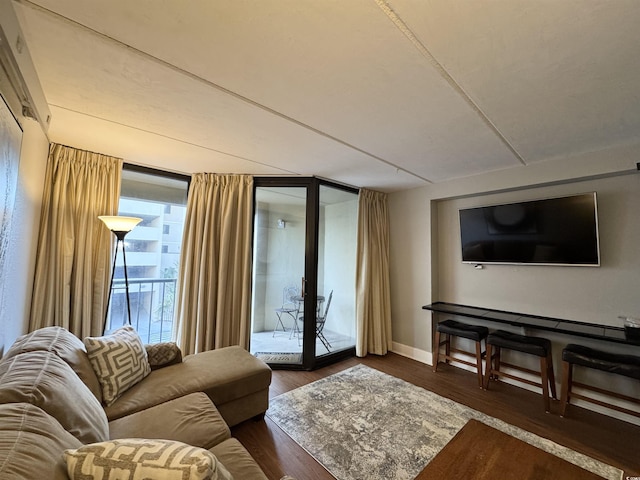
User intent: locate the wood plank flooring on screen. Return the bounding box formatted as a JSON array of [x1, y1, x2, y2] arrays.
[[414, 419, 606, 480], [231, 353, 640, 480]]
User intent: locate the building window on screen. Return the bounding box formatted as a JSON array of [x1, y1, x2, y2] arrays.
[[104, 165, 189, 344]]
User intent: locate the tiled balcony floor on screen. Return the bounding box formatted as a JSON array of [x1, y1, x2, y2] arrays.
[[250, 329, 355, 357]]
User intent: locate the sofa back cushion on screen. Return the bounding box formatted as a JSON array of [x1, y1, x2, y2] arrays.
[[0, 350, 109, 443], [3, 326, 103, 403], [0, 403, 82, 480]]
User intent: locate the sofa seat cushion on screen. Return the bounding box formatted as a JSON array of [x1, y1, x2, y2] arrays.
[[109, 392, 231, 449], [64, 438, 233, 480], [0, 403, 82, 480], [209, 438, 269, 480], [3, 326, 103, 402], [104, 346, 271, 422], [0, 350, 109, 443]]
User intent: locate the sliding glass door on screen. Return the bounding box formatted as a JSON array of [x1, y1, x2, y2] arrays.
[[250, 177, 357, 369], [250, 184, 307, 366], [313, 184, 358, 361]]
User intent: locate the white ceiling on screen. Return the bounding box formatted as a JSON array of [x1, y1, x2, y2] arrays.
[[12, 0, 640, 192]]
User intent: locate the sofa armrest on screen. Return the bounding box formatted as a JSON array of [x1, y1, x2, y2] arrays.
[[108, 392, 230, 449]]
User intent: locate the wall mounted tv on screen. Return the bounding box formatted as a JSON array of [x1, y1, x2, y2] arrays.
[[459, 193, 600, 266]]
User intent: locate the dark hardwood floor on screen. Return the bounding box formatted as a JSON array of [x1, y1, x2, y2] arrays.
[[232, 353, 640, 480]]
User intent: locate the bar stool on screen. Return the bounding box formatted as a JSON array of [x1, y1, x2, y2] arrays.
[[560, 344, 640, 418], [433, 319, 489, 388], [484, 330, 557, 412]]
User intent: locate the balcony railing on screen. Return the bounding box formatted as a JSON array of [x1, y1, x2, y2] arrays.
[[105, 278, 177, 344]]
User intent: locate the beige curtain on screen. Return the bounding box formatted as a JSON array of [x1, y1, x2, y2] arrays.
[[174, 174, 253, 355], [356, 188, 392, 357], [29, 144, 122, 338]]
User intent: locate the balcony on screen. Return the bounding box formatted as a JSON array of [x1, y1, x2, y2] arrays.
[[105, 278, 177, 344]]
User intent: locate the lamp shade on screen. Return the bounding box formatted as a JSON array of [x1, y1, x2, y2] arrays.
[[98, 215, 142, 232]]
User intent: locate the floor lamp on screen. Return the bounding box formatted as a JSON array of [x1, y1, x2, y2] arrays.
[[99, 215, 142, 334]]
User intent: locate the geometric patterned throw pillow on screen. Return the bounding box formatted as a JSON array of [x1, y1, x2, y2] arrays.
[[84, 326, 151, 406], [64, 438, 234, 480], [145, 342, 183, 370]]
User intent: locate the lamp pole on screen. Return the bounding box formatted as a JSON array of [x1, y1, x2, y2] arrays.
[[99, 216, 142, 334]]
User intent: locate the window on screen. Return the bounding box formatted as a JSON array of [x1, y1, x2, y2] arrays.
[[104, 165, 189, 344]]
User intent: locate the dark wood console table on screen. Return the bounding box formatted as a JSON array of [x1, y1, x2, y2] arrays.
[[422, 302, 640, 346]]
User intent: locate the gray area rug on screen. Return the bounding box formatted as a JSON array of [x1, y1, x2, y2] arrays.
[[267, 365, 622, 480]]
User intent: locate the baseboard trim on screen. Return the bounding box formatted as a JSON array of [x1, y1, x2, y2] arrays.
[[391, 341, 432, 366]]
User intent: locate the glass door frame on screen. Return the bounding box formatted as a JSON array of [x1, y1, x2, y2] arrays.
[[252, 176, 358, 370]]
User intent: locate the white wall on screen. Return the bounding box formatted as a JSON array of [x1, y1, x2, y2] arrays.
[[389, 144, 640, 423], [436, 174, 640, 324], [388, 187, 434, 363], [0, 118, 48, 353], [390, 144, 639, 355]]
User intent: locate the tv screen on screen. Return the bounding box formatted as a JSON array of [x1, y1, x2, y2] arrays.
[[459, 193, 600, 266]]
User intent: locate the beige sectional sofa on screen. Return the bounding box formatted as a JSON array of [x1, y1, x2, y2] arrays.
[[0, 326, 274, 479]]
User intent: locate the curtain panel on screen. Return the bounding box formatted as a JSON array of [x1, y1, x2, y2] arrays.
[[29, 144, 122, 338], [356, 188, 392, 357], [174, 174, 253, 355]]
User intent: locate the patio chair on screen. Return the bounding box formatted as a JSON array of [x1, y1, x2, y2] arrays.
[[314, 290, 333, 352], [273, 285, 300, 337]]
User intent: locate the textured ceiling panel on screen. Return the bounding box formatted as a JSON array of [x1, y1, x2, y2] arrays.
[[10, 0, 640, 191], [391, 0, 640, 163]]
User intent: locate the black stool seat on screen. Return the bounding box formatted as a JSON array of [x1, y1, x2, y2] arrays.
[[562, 344, 640, 380], [433, 319, 488, 387], [487, 330, 551, 357], [484, 330, 556, 412], [437, 319, 489, 342], [560, 343, 640, 418]]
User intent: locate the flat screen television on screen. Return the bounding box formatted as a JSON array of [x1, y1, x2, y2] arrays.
[[459, 193, 600, 266]]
